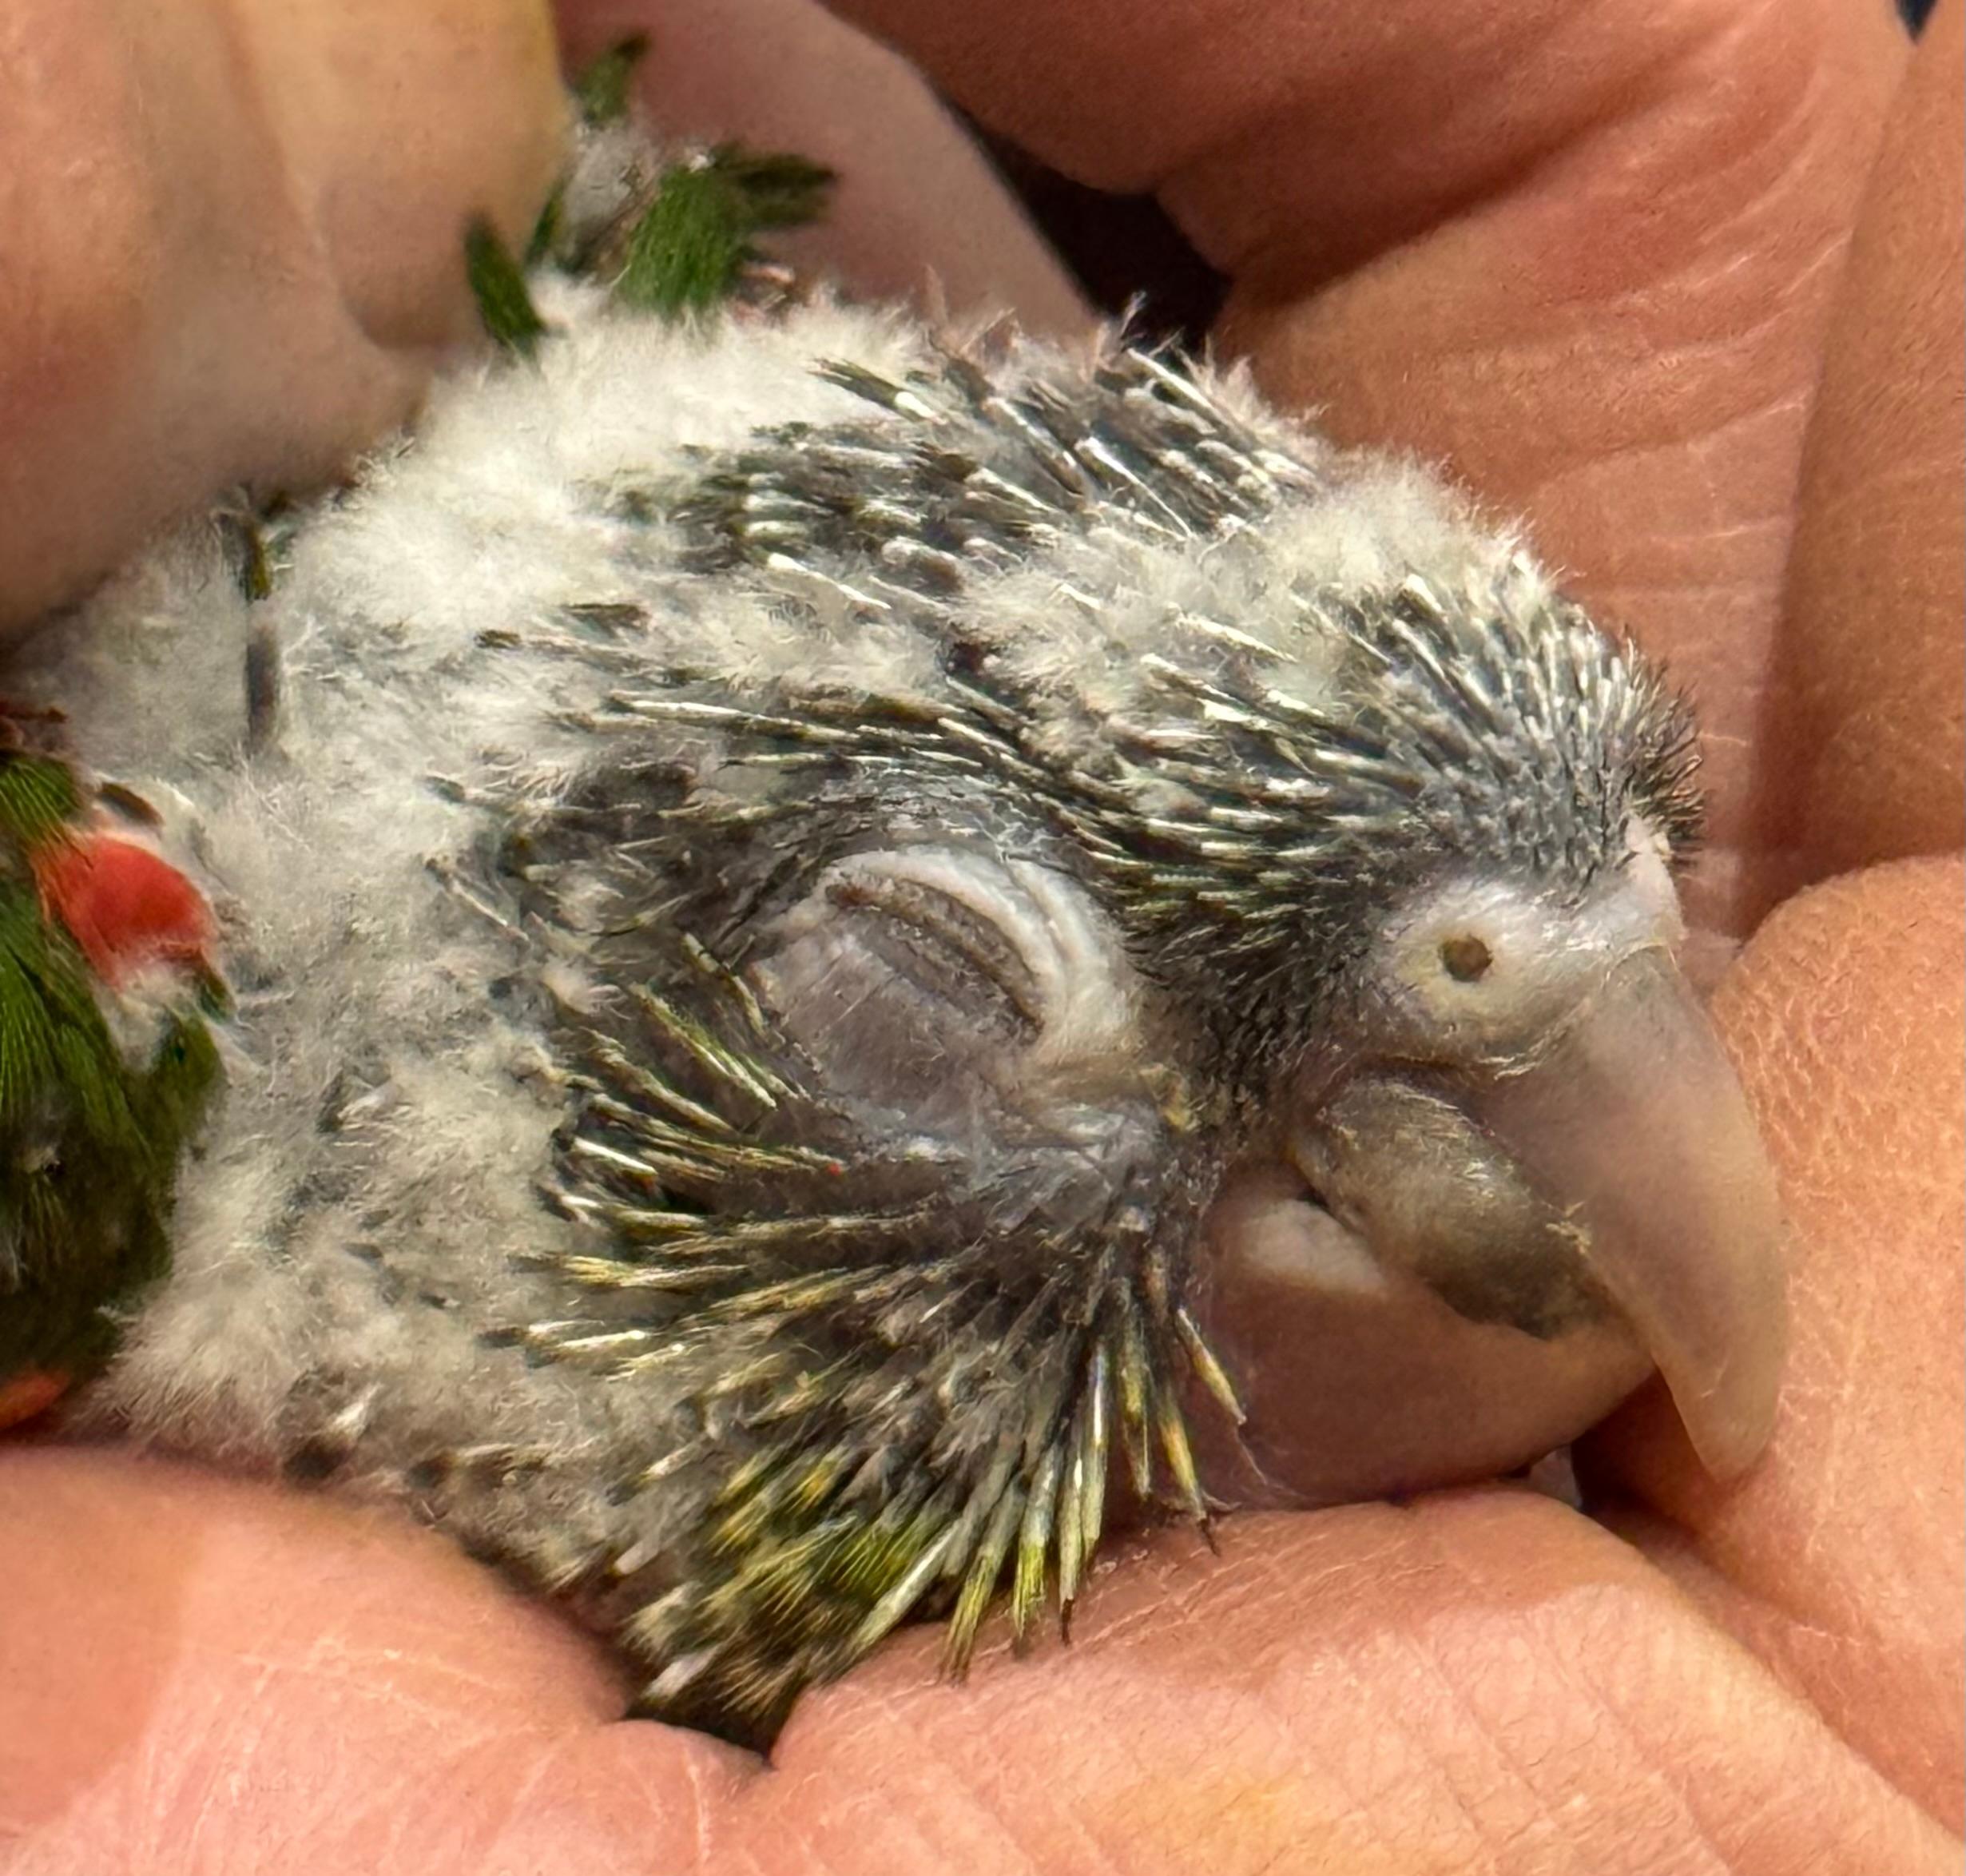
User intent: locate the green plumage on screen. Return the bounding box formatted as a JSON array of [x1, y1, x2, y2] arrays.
[[0, 756, 222, 1388], [483, 113, 836, 344], [465, 217, 549, 357], [614, 148, 835, 317], [0, 749, 82, 850], [572, 32, 649, 129]]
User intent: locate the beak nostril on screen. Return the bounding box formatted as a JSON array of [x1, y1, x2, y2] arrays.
[[1297, 1176, 1334, 1216], [1440, 934, 1493, 982]]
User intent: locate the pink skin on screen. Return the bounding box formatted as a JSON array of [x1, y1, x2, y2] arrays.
[[2, 0, 1960, 1867]]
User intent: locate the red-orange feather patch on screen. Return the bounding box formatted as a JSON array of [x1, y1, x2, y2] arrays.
[[34, 835, 213, 985]]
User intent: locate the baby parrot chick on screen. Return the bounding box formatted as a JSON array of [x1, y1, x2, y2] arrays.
[[6, 274, 1786, 1749]]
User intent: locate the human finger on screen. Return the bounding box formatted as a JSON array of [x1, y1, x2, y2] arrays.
[[3, 1448, 1953, 1875], [1760, 0, 1964, 896], [0, 1445, 741, 1872], [0, 0, 564, 631], [1584, 857, 1965, 1830]]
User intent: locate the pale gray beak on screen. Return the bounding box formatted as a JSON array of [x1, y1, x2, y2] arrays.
[[1457, 947, 1787, 1476]]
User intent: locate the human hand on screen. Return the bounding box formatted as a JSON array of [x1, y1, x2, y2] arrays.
[[2, 1, 1959, 1870], [0, 0, 567, 635], [0, 0, 1082, 638]]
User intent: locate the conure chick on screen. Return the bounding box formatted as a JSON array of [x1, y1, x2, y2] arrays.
[[2, 267, 1787, 1750]]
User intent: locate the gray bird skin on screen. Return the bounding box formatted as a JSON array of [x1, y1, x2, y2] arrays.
[[10, 279, 1787, 1749]]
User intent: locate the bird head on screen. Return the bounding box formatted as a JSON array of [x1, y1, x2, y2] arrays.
[[1098, 562, 1787, 1499], [657, 334, 1789, 1521]]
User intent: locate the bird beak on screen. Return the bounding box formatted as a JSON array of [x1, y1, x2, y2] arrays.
[[1451, 946, 1787, 1477]]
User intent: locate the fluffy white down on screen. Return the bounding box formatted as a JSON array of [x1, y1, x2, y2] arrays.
[[10, 284, 1538, 1583]]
